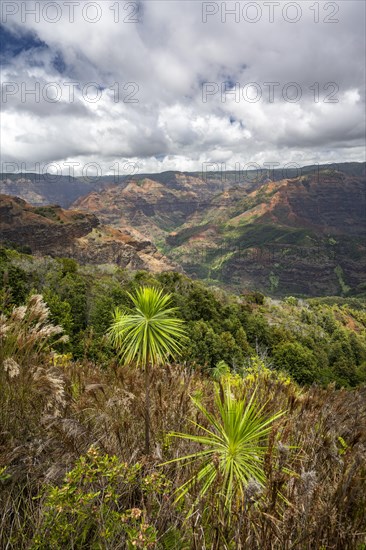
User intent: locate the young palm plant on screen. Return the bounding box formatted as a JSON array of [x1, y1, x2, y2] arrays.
[[164, 382, 285, 520], [108, 286, 186, 454]]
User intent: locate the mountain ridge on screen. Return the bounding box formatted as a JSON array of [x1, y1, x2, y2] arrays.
[[1, 162, 364, 207], [72, 167, 366, 296]]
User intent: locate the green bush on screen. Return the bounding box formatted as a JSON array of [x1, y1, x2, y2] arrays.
[[273, 342, 318, 384], [0, 249, 30, 307], [32, 447, 171, 549]]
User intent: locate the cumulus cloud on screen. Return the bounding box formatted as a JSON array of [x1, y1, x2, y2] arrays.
[[0, 0, 365, 174]]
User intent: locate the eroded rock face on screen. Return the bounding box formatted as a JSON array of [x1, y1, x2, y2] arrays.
[[0, 195, 100, 250], [69, 227, 180, 273], [170, 172, 366, 296], [69, 169, 366, 296], [71, 176, 221, 244], [0, 195, 180, 273], [257, 173, 366, 235]]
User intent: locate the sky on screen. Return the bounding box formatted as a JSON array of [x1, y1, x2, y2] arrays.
[[0, 0, 365, 176]]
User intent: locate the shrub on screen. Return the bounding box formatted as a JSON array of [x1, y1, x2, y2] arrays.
[[273, 342, 318, 384], [32, 447, 168, 549]]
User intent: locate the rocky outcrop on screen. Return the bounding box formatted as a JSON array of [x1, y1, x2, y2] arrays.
[[71, 175, 229, 244], [0, 195, 99, 250], [69, 227, 179, 272], [1, 162, 364, 209], [0, 195, 180, 273], [257, 173, 366, 235]]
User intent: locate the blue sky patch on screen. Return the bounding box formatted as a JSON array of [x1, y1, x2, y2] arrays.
[[52, 51, 66, 74], [0, 24, 48, 64]]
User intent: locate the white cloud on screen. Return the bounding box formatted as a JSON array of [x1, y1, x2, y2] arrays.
[[0, 0, 365, 174]]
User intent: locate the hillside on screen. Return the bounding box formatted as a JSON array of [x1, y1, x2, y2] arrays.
[[1, 247, 366, 386], [0, 194, 178, 273], [0, 170, 247, 208], [72, 167, 366, 297], [167, 170, 366, 295], [0, 173, 104, 207], [1, 246, 366, 549], [2, 164, 364, 297], [72, 173, 235, 246]]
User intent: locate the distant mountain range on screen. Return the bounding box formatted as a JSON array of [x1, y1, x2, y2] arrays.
[[0, 162, 365, 297], [1, 162, 364, 207]]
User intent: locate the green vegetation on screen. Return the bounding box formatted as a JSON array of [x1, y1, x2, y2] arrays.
[[108, 286, 187, 453], [1, 247, 366, 388], [33, 206, 62, 222], [273, 341, 318, 384], [166, 382, 285, 521], [33, 448, 163, 549], [335, 264, 351, 295], [1, 246, 366, 548]]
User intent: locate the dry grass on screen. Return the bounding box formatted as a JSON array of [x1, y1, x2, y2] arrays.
[[0, 299, 365, 548]]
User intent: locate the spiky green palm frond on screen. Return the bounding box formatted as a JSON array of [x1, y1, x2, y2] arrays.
[[108, 286, 187, 368], [164, 384, 285, 513]]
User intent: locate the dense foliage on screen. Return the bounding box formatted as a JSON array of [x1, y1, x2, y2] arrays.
[[1, 247, 366, 548], [1, 247, 366, 388]]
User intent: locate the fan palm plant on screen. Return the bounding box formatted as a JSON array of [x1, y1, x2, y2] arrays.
[[164, 382, 285, 519], [108, 286, 186, 454]]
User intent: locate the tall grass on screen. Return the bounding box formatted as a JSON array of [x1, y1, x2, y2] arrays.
[[0, 299, 365, 548]]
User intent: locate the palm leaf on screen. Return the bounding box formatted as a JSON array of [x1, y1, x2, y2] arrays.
[[108, 286, 187, 454], [108, 287, 187, 368], [162, 383, 285, 517]]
